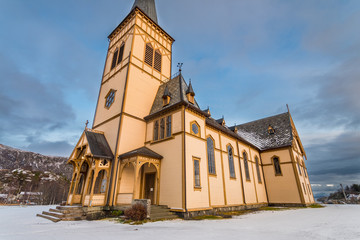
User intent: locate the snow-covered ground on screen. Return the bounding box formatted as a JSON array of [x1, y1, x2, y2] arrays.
[[0, 205, 359, 240]]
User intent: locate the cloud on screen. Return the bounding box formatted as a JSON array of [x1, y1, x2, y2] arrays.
[[25, 140, 74, 157], [0, 53, 76, 152], [306, 132, 360, 186]]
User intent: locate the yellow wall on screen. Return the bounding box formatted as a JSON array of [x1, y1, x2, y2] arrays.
[[146, 134, 183, 209], [261, 149, 302, 204]]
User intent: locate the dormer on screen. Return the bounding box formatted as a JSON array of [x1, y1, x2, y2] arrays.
[[216, 117, 226, 127], [186, 81, 195, 104], [202, 107, 211, 116], [268, 125, 275, 135], [162, 85, 171, 106]]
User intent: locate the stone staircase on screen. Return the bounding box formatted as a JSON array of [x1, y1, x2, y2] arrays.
[[36, 206, 104, 222], [150, 205, 178, 220]]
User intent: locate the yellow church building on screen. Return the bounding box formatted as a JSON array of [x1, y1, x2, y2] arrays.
[[66, 0, 314, 217]]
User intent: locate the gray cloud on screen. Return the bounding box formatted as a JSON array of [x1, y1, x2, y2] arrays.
[[306, 132, 360, 186], [0, 53, 76, 151]]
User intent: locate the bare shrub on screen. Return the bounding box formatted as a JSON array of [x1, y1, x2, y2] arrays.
[[124, 203, 147, 221]]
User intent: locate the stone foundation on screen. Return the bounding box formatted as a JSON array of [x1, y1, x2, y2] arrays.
[[178, 203, 268, 219]]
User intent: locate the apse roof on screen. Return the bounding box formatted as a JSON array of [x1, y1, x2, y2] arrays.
[[230, 112, 294, 151]]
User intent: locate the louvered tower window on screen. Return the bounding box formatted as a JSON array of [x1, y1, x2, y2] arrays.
[[117, 43, 125, 64], [111, 48, 119, 70], [154, 50, 162, 72], [145, 43, 154, 67]]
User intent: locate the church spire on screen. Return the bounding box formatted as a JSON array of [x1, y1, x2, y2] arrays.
[[131, 0, 158, 24]]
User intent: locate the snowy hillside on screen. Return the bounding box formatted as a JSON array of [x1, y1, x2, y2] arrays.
[[0, 144, 72, 178]]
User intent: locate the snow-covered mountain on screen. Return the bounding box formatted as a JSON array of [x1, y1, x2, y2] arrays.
[[0, 144, 72, 179]]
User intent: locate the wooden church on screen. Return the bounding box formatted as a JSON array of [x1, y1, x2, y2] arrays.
[[66, 0, 314, 217]]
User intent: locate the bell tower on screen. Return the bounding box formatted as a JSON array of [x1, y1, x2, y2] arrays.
[[92, 0, 174, 155]]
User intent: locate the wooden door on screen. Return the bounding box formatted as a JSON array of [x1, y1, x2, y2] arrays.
[[144, 173, 156, 204]]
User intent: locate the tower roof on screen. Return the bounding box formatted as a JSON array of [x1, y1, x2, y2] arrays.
[[131, 0, 158, 24]]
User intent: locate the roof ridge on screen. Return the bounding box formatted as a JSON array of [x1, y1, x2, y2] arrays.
[[237, 112, 289, 127]]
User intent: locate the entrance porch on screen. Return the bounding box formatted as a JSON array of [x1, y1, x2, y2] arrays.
[[115, 147, 162, 206]]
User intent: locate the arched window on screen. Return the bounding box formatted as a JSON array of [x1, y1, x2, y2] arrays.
[[273, 156, 282, 175], [297, 158, 302, 175], [255, 156, 262, 183], [228, 145, 235, 178], [166, 115, 171, 137], [145, 43, 154, 66], [94, 170, 107, 194], [111, 48, 119, 69], [207, 137, 216, 174], [153, 120, 159, 141], [243, 152, 250, 181], [76, 174, 85, 194], [76, 162, 89, 194], [160, 118, 165, 139], [87, 170, 94, 194]]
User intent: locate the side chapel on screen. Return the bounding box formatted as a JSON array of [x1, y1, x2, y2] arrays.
[[66, 0, 315, 215]]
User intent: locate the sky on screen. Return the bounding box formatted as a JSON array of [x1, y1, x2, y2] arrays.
[[0, 0, 359, 196]]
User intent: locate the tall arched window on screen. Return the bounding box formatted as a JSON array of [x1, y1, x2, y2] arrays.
[[70, 173, 77, 194], [76, 174, 85, 194], [243, 152, 250, 181], [273, 156, 282, 175], [228, 145, 235, 178], [207, 137, 216, 174], [166, 116, 171, 137], [87, 170, 94, 194], [94, 170, 107, 194], [153, 120, 159, 141], [255, 156, 262, 183], [160, 118, 165, 139]]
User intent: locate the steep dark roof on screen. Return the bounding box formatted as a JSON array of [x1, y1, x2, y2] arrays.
[[162, 85, 171, 98], [118, 147, 163, 160], [216, 117, 225, 125], [148, 73, 200, 116], [85, 131, 114, 159], [233, 112, 293, 151], [131, 0, 158, 24]]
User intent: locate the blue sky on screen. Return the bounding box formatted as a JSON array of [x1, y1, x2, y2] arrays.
[[0, 0, 359, 196]]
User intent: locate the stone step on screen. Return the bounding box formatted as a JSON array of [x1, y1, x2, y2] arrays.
[[49, 208, 62, 213], [61, 216, 87, 221], [150, 214, 178, 221], [151, 208, 176, 214], [36, 214, 61, 223], [42, 211, 64, 219], [43, 211, 85, 219], [56, 206, 83, 211]]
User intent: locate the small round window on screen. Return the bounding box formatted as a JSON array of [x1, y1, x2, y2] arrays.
[[105, 90, 116, 108], [191, 122, 199, 135]]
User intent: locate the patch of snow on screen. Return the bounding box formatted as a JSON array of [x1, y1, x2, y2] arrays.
[[0, 205, 360, 240]]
